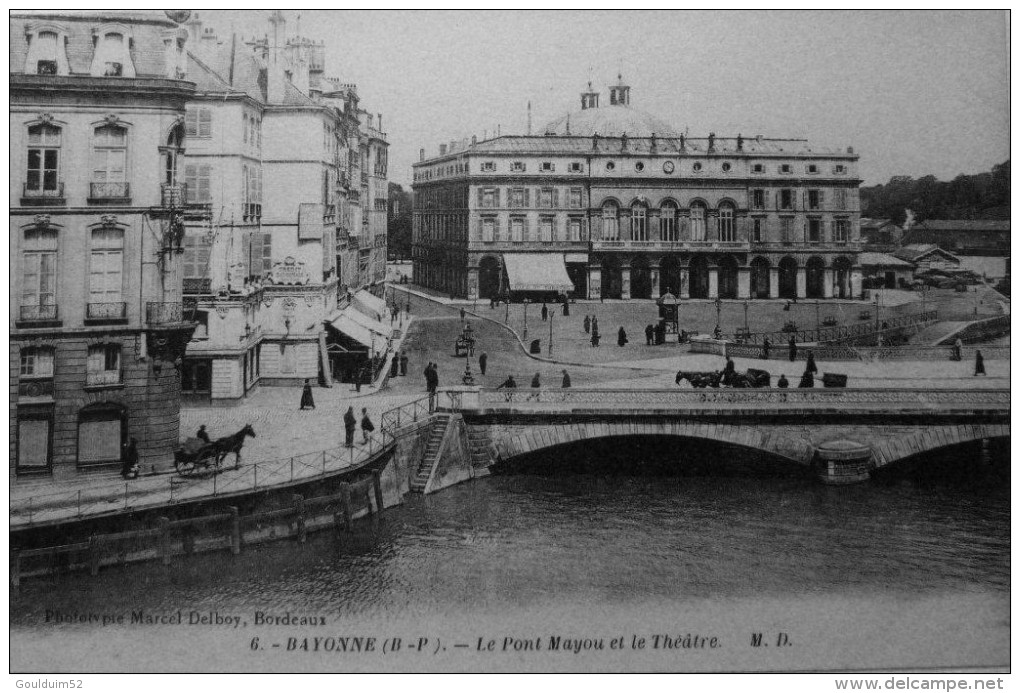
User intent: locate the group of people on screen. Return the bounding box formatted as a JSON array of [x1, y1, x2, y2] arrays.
[[583, 314, 601, 347], [342, 406, 375, 447], [497, 369, 572, 391]]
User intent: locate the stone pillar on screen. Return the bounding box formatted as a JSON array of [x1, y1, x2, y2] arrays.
[[706, 211, 719, 241], [850, 269, 863, 299], [814, 440, 873, 485], [737, 268, 751, 298], [769, 268, 780, 298], [679, 268, 690, 299], [822, 269, 834, 299], [648, 210, 661, 242], [649, 265, 661, 300], [587, 265, 602, 300], [620, 264, 631, 300], [467, 268, 479, 300], [796, 268, 807, 298], [708, 267, 719, 299]]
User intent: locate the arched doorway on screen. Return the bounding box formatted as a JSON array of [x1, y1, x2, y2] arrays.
[[833, 257, 853, 299], [478, 256, 501, 299], [806, 256, 826, 299], [688, 256, 710, 299], [660, 255, 682, 296], [630, 256, 652, 299], [717, 255, 739, 299], [601, 256, 622, 299], [778, 257, 798, 299], [750, 257, 771, 298]]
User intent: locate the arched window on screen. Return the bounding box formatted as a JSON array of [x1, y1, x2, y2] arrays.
[[21, 227, 58, 320], [602, 201, 619, 241], [26, 124, 61, 195], [92, 125, 128, 199], [659, 201, 678, 242], [690, 202, 706, 241], [630, 202, 647, 241], [718, 203, 735, 242]]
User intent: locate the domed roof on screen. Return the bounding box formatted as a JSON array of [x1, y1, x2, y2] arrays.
[[543, 105, 679, 138]]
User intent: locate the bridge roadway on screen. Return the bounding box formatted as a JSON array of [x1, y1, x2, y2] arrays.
[[440, 387, 1009, 482]]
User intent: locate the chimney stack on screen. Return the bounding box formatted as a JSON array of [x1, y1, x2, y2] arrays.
[[419, 148, 425, 162], [471, 135, 477, 146], [439, 144, 447, 156]]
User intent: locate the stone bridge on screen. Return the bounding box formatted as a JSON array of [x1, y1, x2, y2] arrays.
[[436, 388, 1009, 484]]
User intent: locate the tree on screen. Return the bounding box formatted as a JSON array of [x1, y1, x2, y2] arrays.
[[860, 161, 1009, 222]]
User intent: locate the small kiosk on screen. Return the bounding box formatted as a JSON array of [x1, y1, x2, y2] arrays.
[[657, 292, 679, 334]]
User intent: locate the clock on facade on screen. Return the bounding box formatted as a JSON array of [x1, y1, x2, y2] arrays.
[[662, 161, 675, 174]]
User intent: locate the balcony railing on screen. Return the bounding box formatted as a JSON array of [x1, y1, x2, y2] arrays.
[[324, 204, 337, 223], [243, 203, 262, 222], [19, 304, 58, 322], [86, 370, 121, 387], [183, 277, 213, 295], [89, 182, 131, 201], [21, 182, 65, 204], [146, 301, 183, 325], [86, 302, 127, 323], [591, 239, 751, 250], [361, 172, 369, 185], [160, 182, 187, 207], [18, 379, 54, 398]]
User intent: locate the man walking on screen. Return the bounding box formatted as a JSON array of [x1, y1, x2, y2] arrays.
[[645, 324, 654, 346], [343, 406, 357, 448], [399, 351, 408, 376], [561, 369, 571, 388], [583, 315, 591, 335], [788, 335, 798, 362], [479, 352, 488, 376], [762, 337, 771, 360], [974, 350, 986, 376], [360, 407, 375, 444], [541, 302, 548, 321]]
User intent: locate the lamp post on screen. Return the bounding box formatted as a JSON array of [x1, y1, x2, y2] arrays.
[[548, 309, 554, 356], [874, 294, 881, 346], [715, 296, 722, 329], [743, 299, 749, 335], [815, 299, 820, 337], [523, 298, 529, 340]]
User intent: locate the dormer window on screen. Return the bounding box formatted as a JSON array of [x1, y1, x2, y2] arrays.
[[807, 164, 819, 174], [510, 161, 526, 172], [780, 164, 792, 174], [90, 27, 136, 78], [481, 161, 496, 172], [24, 25, 70, 76], [568, 162, 583, 173], [752, 163, 764, 173], [541, 162, 554, 172]]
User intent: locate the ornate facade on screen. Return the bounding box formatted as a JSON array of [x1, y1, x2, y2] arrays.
[[413, 77, 863, 302], [9, 11, 195, 478]]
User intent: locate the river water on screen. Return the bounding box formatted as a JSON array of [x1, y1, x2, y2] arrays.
[[10, 439, 1010, 673]]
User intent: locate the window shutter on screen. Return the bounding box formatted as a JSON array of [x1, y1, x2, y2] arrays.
[[553, 188, 559, 208], [494, 188, 501, 208], [494, 218, 501, 241], [522, 217, 529, 241], [819, 190, 825, 210], [477, 187, 484, 207], [524, 188, 530, 207]]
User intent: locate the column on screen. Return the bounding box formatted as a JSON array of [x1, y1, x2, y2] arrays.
[[822, 268, 834, 299], [467, 268, 479, 300], [796, 268, 807, 298], [770, 268, 780, 298], [648, 210, 661, 242], [619, 210, 632, 242], [850, 269, 863, 300], [620, 264, 631, 300], [706, 212, 719, 241], [649, 264, 661, 300], [679, 268, 690, 299], [708, 267, 719, 298], [737, 268, 751, 298], [587, 265, 602, 300]]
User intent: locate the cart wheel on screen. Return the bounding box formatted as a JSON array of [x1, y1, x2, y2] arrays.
[[176, 460, 196, 477]]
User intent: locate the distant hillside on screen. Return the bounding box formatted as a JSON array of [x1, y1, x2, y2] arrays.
[[861, 161, 1009, 224]]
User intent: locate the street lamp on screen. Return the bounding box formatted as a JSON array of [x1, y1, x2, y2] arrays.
[[743, 299, 749, 335], [815, 299, 821, 337], [874, 294, 881, 346], [548, 309, 554, 356], [523, 298, 530, 340], [715, 296, 722, 328]]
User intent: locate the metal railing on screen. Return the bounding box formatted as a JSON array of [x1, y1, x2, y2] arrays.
[[89, 182, 130, 199], [19, 304, 58, 322], [85, 370, 121, 387], [160, 182, 187, 207], [183, 277, 212, 295], [146, 302, 183, 325], [725, 343, 1011, 363], [86, 302, 127, 321], [734, 309, 939, 345], [380, 395, 434, 431], [22, 182, 64, 198]]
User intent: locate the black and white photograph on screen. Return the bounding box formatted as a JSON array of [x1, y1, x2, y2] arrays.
[[8, 9, 1010, 680]]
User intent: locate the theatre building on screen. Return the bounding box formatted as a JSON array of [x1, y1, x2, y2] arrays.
[[412, 77, 863, 302], [10, 11, 195, 478]]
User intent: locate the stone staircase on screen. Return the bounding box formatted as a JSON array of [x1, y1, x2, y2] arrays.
[[409, 414, 451, 493]]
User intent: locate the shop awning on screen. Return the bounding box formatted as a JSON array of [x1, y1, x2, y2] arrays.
[[346, 305, 393, 340], [502, 253, 575, 292], [325, 312, 374, 348], [354, 289, 388, 322]]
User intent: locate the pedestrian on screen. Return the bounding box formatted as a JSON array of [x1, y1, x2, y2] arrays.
[[460, 306, 466, 321], [490, 296, 496, 309], [541, 303, 548, 321], [479, 352, 488, 375], [591, 332, 601, 348], [343, 406, 357, 447], [399, 351, 408, 376], [655, 321, 665, 345], [498, 375, 517, 389], [299, 378, 316, 409], [618, 326, 628, 347], [974, 350, 986, 376], [592, 316, 599, 335], [583, 315, 591, 334], [389, 353, 399, 378], [424, 362, 434, 392], [777, 374, 789, 389], [121, 437, 139, 479], [805, 352, 818, 374], [562, 300, 569, 317], [713, 324, 723, 339], [355, 367, 364, 393], [798, 370, 814, 388], [196, 425, 211, 444], [561, 369, 571, 388], [762, 337, 771, 361], [360, 407, 375, 444], [645, 324, 654, 346], [788, 335, 798, 362], [952, 338, 963, 362], [531, 372, 541, 388]]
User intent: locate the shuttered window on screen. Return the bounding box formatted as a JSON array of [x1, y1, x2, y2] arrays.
[[185, 108, 213, 138], [78, 415, 121, 465], [18, 418, 50, 471], [185, 164, 212, 203]]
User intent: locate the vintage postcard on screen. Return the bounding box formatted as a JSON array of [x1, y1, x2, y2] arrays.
[[8, 9, 1009, 678]]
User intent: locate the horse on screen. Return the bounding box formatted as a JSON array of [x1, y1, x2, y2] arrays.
[[675, 370, 722, 389], [212, 424, 256, 468]]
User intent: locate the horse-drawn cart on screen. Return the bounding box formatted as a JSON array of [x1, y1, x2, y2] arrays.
[[174, 424, 256, 477]]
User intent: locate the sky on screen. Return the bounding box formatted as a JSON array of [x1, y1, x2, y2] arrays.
[[201, 10, 1009, 188]]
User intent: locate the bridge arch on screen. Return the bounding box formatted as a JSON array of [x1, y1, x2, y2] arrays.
[[871, 424, 1009, 469], [490, 421, 815, 467]]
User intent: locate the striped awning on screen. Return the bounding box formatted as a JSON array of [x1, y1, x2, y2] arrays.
[[503, 253, 574, 292], [346, 305, 393, 340], [354, 289, 388, 322], [325, 312, 374, 348]]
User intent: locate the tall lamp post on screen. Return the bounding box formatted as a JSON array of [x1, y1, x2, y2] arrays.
[[548, 309, 554, 356], [523, 298, 530, 340], [715, 296, 722, 330], [743, 299, 750, 335], [815, 299, 821, 337], [874, 294, 881, 346]]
